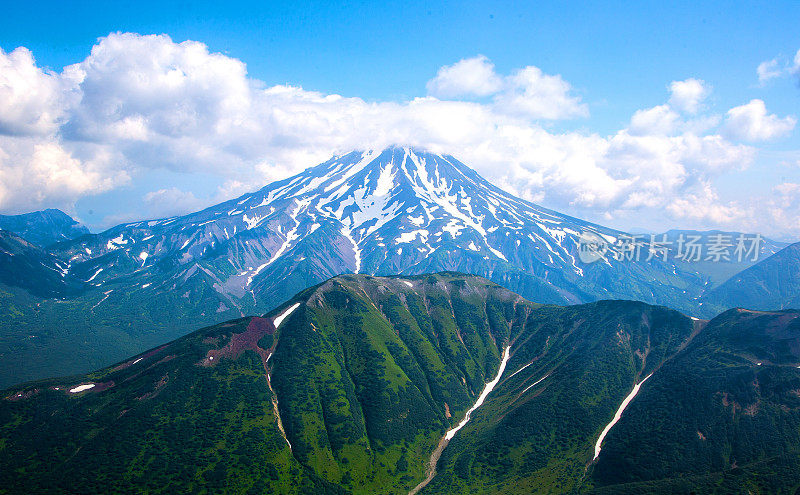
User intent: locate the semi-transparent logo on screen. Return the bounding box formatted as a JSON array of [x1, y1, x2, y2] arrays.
[[577, 232, 764, 264]]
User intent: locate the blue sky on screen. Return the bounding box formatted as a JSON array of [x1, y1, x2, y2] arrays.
[[0, 1, 798, 238], [4, 1, 798, 119]]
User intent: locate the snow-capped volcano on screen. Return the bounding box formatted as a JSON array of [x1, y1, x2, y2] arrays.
[[53, 147, 704, 317], [219, 147, 614, 277]]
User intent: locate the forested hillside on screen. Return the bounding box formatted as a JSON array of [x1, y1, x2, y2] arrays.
[[2, 274, 799, 494]]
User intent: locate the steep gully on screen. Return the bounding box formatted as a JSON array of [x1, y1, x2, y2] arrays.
[[266, 303, 301, 449], [409, 346, 511, 495]]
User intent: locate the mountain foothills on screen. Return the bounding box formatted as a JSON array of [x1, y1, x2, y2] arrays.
[[2, 274, 800, 494], [1, 147, 795, 388]]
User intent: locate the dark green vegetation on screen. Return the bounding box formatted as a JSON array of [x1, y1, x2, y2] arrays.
[[425, 299, 698, 494], [2, 274, 800, 494], [0, 274, 518, 494], [589, 308, 800, 494], [0, 259, 257, 389]]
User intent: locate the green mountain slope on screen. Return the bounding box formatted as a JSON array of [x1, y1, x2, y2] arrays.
[[588, 308, 800, 494], [0, 274, 528, 494], [2, 274, 800, 494], [422, 300, 698, 494], [0, 230, 86, 298], [0, 271, 258, 390]]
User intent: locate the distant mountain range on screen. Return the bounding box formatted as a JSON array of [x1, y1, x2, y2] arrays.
[[0, 147, 796, 388], [703, 242, 800, 311], [0, 208, 89, 247], [657, 229, 787, 286], [3, 274, 799, 493]]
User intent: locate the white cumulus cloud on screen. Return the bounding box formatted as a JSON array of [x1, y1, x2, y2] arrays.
[[426, 55, 588, 120], [723, 99, 796, 142], [629, 105, 681, 136], [668, 78, 710, 114], [665, 181, 746, 225], [763, 183, 800, 237], [426, 55, 502, 98], [143, 187, 208, 218], [757, 59, 783, 84], [0, 33, 795, 235], [0, 135, 127, 213], [493, 66, 589, 120], [0, 47, 78, 136]]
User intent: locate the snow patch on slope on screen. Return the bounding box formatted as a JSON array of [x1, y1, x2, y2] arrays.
[[593, 373, 653, 460], [273, 302, 301, 328], [69, 383, 95, 393]]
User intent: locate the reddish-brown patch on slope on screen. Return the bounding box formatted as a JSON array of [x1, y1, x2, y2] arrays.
[[91, 381, 115, 392], [152, 355, 176, 366], [200, 317, 276, 371], [744, 401, 760, 416]]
